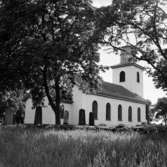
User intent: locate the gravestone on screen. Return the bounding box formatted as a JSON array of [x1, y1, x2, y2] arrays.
[[5, 107, 15, 125], [89, 112, 94, 126]]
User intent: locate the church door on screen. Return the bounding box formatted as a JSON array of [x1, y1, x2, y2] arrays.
[[79, 109, 86, 125]]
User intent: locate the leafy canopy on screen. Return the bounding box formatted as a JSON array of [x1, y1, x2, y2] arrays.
[[0, 0, 103, 124], [97, 0, 167, 92]]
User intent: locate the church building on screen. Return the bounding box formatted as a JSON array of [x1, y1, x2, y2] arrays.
[[25, 47, 149, 126]]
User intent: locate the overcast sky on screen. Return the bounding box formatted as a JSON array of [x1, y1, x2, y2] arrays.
[[92, 0, 166, 104]]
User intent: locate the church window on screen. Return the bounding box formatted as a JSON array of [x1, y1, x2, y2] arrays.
[[137, 107, 141, 122], [106, 103, 111, 121], [128, 106, 132, 122], [79, 109, 86, 125], [120, 71, 125, 82], [118, 105, 122, 121], [64, 110, 69, 124], [137, 72, 140, 83], [92, 101, 98, 120]]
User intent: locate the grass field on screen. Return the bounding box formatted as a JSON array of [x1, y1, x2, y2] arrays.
[[0, 127, 167, 167]]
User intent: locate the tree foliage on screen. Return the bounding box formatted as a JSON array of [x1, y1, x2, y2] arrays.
[[97, 0, 167, 92], [0, 89, 28, 117], [154, 97, 167, 124], [0, 0, 102, 124]]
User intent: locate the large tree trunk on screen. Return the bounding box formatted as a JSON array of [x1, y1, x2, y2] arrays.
[[165, 115, 167, 126], [55, 80, 61, 125], [34, 106, 42, 125], [146, 104, 150, 124], [43, 67, 58, 125]]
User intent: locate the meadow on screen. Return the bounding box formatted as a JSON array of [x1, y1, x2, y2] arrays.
[[0, 127, 167, 167]]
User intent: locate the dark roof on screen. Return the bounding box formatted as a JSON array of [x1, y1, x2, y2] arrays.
[[111, 63, 145, 70], [90, 81, 148, 104]]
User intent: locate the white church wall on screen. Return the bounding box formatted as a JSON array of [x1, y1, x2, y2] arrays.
[[112, 66, 143, 97], [24, 99, 36, 124], [24, 85, 147, 126], [24, 97, 73, 125], [24, 98, 55, 124], [71, 85, 84, 125], [41, 105, 55, 124], [61, 102, 73, 124], [78, 92, 146, 127]]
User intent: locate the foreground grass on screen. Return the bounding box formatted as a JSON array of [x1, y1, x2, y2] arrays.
[[0, 127, 167, 167]]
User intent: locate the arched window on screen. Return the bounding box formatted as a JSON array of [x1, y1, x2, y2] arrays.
[[106, 103, 111, 121], [120, 71, 125, 82], [92, 101, 98, 120], [137, 72, 140, 83], [137, 108, 141, 122], [118, 105, 122, 121], [79, 109, 86, 125], [128, 106, 132, 122]]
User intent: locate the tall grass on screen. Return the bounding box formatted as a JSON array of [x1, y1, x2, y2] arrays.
[[0, 127, 167, 167]]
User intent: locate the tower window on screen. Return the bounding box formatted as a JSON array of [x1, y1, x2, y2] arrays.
[[137, 72, 140, 83], [137, 107, 141, 122], [128, 106, 132, 122], [106, 103, 111, 121], [120, 71, 125, 82], [92, 101, 98, 120], [118, 104, 122, 121]]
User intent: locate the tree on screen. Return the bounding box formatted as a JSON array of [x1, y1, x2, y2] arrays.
[[0, 88, 29, 124], [154, 97, 167, 125], [96, 0, 167, 92], [0, 0, 102, 125]]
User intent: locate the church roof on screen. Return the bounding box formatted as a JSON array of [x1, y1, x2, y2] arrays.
[[111, 63, 145, 70], [74, 75, 148, 104], [91, 81, 148, 104]]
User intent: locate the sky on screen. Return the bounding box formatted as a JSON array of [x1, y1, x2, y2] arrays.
[[92, 0, 166, 104]]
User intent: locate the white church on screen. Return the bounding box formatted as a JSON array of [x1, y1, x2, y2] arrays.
[[25, 47, 149, 127]]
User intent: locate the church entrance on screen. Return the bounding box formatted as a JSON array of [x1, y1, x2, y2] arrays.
[[79, 109, 86, 125]]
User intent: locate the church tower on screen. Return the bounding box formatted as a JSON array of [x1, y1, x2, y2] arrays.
[[111, 46, 144, 97]]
